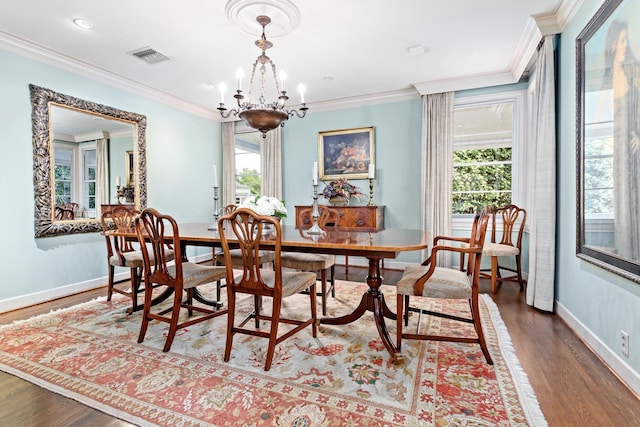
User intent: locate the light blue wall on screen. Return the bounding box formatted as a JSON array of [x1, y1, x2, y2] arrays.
[[282, 99, 423, 263], [557, 0, 640, 373], [0, 49, 221, 301]]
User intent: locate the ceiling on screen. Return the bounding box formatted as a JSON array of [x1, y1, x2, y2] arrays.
[[0, 0, 573, 119]]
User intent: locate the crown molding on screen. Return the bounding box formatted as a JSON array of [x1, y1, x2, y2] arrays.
[[412, 71, 517, 96], [0, 30, 217, 121], [308, 88, 419, 112]]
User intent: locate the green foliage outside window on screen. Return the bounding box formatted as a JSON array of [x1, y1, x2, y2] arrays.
[[453, 147, 512, 214], [236, 168, 261, 195], [583, 137, 613, 214]]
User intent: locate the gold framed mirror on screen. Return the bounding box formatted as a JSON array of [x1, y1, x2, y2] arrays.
[[30, 84, 147, 237]]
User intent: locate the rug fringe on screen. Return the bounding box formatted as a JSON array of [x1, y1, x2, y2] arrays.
[[481, 294, 548, 427], [0, 296, 113, 329]]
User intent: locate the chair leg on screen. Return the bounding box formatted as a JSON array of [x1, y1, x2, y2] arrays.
[[264, 296, 282, 371], [404, 295, 410, 326], [515, 255, 525, 289], [491, 256, 499, 294], [107, 265, 115, 301], [130, 267, 143, 313], [137, 279, 154, 344], [254, 295, 262, 328], [396, 294, 404, 351], [224, 291, 236, 363], [470, 297, 493, 365], [163, 290, 183, 352], [309, 282, 317, 338], [320, 269, 327, 316], [330, 265, 336, 298]]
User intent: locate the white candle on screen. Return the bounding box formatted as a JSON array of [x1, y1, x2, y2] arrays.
[[218, 82, 226, 104], [298, 83, 305, 104], [312, 162, 318, 185], [213, 165, 218, 187], [279, 70, 286, 92], [368, 163, 375, 179], [236, 68, 244, 91], [116, 176, 121, 187]]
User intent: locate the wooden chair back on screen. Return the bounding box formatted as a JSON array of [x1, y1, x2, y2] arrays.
[[491, 204, 526, 249], [466, 206, 491, 282], [218, 207, 282, 295], [101, 205, 140, 262], [135, 208, 180, 290]]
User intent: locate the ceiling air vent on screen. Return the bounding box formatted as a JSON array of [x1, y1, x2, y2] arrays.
[[128, 46, 170, 64]]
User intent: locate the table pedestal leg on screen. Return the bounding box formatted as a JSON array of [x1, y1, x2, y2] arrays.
[[320, 258, 402, 362]]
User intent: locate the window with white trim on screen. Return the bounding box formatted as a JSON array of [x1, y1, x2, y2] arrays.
[[234, 127, 262, 204], [452, 91, 526, 220]]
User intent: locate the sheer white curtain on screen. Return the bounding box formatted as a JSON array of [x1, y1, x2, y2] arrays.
[[421, 92, 454, 266], [96, 138, 109, 214], [526, 35, 556, 312], [261, 126, 282, 199], [221, 122, 236, 208]]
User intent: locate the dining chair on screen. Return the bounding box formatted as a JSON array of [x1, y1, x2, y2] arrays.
[[135, 208, 227, 352], [396, 206, 492, 364], [280, 205, 339, 315], [482, 204, 527, 294], [218, 207, 317, 371], [101, 205, 157, 314], [213, 204, 276, 301]]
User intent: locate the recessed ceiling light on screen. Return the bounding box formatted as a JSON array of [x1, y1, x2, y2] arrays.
[[73, 18, 93, 29], [408, 45, 427, 56]]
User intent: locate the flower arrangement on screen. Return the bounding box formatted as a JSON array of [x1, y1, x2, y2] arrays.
[[321, 178, 363, 201], [240, 195, 288, 218]]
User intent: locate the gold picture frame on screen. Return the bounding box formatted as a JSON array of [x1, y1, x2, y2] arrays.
[[318, 126, 374, 180], [125, 150, 134, 186]]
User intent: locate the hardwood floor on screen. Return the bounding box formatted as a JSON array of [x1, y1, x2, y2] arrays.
[[0, 266, 638, 426]]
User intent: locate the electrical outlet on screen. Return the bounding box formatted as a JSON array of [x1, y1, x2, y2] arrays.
[[621, 330, 630, 357]]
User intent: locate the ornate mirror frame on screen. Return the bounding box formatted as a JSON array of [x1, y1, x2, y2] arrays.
[[575, 0, 640, 282], [30, 84, 147, 237]]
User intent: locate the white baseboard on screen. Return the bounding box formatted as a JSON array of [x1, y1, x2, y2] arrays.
[[556, 300, 640, 396], [0, 253, 213, 314]]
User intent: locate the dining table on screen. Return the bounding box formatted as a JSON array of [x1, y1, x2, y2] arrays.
[[176, 222, 430, 361]]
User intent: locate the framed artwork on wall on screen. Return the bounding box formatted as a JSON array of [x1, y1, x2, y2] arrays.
[[318, 126, 374, 180], [576, 0, 640, 282], [125, 150, 134, 186]]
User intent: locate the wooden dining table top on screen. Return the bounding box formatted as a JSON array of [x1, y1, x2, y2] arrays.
[[176, 223, 430, 259]]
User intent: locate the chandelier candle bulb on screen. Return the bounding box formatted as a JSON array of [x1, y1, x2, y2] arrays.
[[212, 165, 218, 188], [116, 176, 121, 187], [312, 162, 318, 185], [218, 82, 226, 104], [236, 68, 244, 91], [279, 70, 286, 92], [368, 163, 375, 179], [298, 84, 305, 104]]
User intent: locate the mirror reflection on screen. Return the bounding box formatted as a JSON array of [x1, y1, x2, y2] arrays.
[[30, 84, 147, 237], [51, 106, 135, 220]]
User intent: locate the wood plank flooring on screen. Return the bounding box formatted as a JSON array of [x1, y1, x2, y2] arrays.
[[0, 266, 638, 426]]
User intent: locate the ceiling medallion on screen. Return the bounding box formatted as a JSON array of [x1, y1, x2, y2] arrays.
[[225, 0, 300, 37]]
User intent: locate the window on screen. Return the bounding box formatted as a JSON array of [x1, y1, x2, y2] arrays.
[[52, 140, 98, 218], [452, 91, 525, 218], [53, 145, 73, 205], [234, 127, 262, 204]]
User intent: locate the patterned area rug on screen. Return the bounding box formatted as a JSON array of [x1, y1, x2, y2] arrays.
[[0, 281, 546, 426]]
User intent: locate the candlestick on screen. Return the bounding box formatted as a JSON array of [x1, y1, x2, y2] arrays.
[[367, 178, 376, 206], [307, 184, 324, 235], [208, 186, 221, 231]]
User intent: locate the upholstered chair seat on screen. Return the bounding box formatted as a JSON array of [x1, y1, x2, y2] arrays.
[[396, 265, 471, 299]]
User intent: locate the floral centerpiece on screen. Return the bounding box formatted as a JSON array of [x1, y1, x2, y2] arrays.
[[321, 178, 364, 205], [240, 195, 288, 218]]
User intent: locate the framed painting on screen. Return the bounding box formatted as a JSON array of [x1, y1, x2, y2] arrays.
[[576, 0, 640, 282], [318, 126, 374, 180], [125, 150, 134, 186]]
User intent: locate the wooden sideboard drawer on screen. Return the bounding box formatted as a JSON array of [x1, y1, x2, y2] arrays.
[[295, 205, 384, 230]]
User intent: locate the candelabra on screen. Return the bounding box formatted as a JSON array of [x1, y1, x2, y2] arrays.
[[367, 178, 376, 206], [307, 183, 324, 235], [115, 185, 124, 204], [208, 186, 220, 231]]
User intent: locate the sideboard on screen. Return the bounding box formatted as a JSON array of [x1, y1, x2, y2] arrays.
[[294, 205, 384, 230]]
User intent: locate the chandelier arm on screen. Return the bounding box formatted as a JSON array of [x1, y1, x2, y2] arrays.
[[287, 107, 308, 119]]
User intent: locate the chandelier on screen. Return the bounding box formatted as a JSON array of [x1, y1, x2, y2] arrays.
[[217, 15, 308, 138]]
